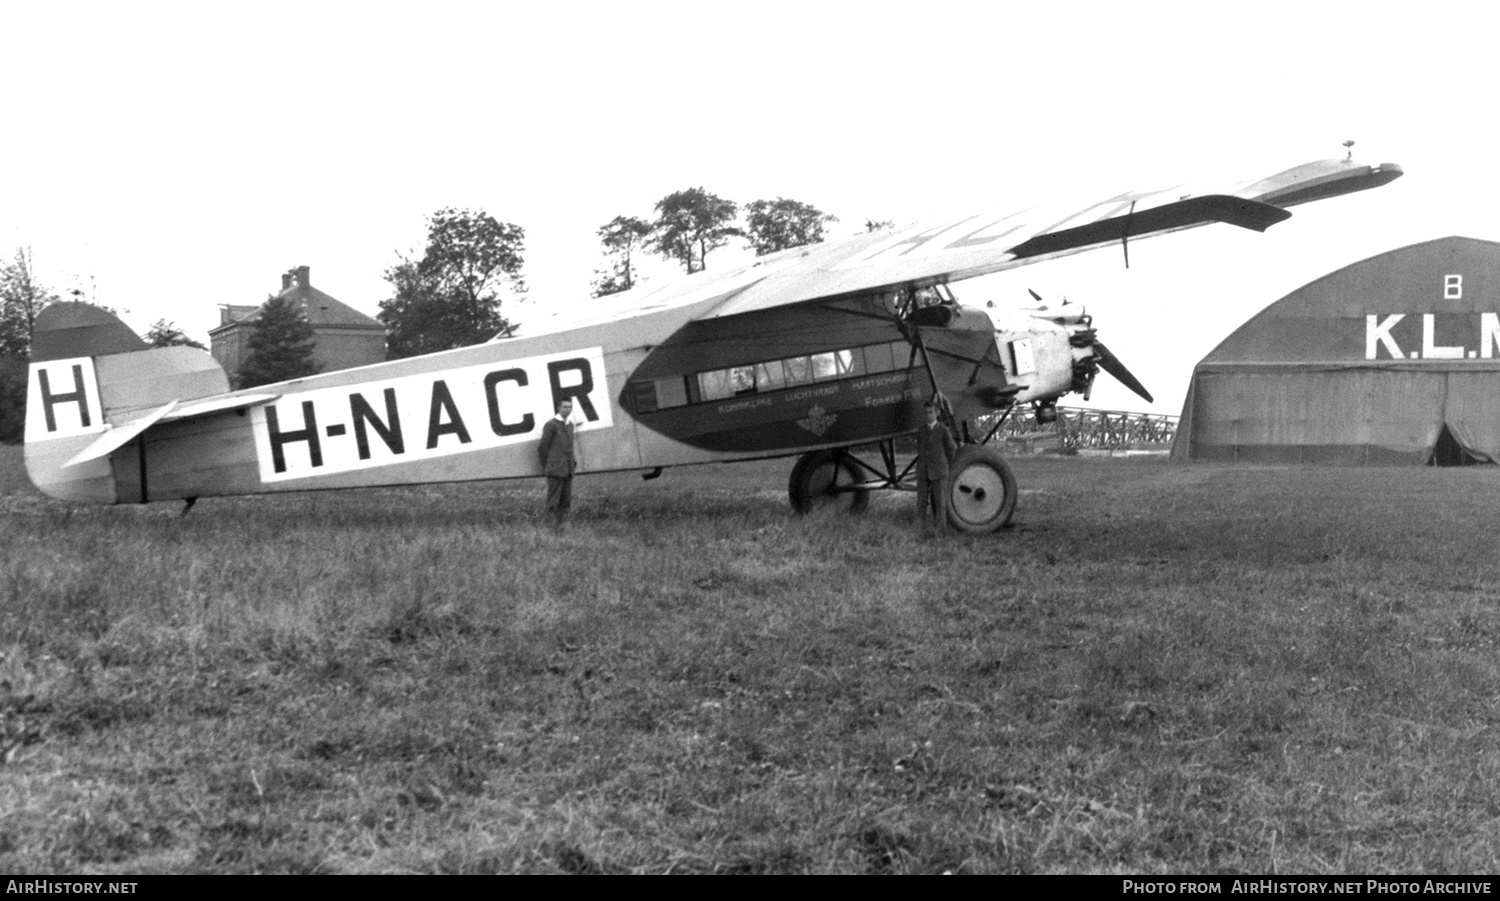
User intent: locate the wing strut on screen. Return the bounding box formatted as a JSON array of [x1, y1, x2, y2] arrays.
[[911, 330, 968, 437], [914, 331, 942, 400]]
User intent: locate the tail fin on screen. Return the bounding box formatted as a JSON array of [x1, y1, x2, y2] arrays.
[[29, 301, 150, 363], [25, 303, 230, 503]]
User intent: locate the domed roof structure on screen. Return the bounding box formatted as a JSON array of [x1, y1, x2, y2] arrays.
[[1173, 236, 1500, 465]]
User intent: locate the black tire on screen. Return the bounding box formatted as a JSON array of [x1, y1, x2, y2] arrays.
[[787, 450, 871, 515], [946, 445, 1017, 533]]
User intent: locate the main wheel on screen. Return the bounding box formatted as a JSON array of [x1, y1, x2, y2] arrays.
[[787, 450, 871, 514], [946, 445, 1017, 533]]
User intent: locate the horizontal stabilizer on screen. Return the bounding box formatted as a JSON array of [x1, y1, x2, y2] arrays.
[[63, 401, 177, 468], [1007, 196, 1291, 260], [61, 391, 279, 469], [162, 392, 279, 422]]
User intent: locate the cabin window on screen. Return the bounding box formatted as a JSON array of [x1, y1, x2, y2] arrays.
[[864, 341, 908, 374], [754, 360, 786, 391], [643, 340, 917, 412], [783, 356, 813, 386], [729, 365, 757, 395], [807, 349, 862, 381], [892, 341, 916, 371], [899, 342, 913, 370], [632, 381, 658, 414], [810, 352, 838, 380], [697, 368, 735, 401], [654, 375, 688, 408]]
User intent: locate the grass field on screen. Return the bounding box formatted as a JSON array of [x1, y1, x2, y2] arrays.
[[2, 443, 1500, 874]]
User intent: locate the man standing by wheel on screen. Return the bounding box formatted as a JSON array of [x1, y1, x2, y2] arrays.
[[916, 397, 957, 532], [537, 398, 577, 526]]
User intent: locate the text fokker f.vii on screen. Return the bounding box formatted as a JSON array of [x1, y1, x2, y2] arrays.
[[24, 157, 1401, 531]]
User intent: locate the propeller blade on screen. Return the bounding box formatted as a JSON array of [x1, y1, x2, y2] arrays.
[[1093, 341, 1154, 404]]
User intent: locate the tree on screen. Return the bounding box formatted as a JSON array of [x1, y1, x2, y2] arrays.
[[648, 188, 740, 274], [144, 319, 206, 350], [864, 218, 895, 233], [743, 198, 837, 256], [380, 258, 510, 358], [380, 208, 526, 359], [0, 248, 57, 360], [591, 215, 652, 297], [0, 355, 26, 444], [420, 207, 527, 312], [0, 248, 59, 443], [236, 294, 321, 388]]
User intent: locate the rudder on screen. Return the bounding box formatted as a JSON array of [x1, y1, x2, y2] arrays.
[[25, 303, 230, 502]]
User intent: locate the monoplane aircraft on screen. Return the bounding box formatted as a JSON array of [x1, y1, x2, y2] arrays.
[[24, 156, 1402, 531]]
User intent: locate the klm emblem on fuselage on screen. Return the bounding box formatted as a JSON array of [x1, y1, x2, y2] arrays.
[[251, 348, 611, 482], [797, 405, 837, 437]]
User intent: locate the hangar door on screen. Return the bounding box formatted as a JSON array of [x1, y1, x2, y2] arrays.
[[1183, 365, 1500, 465]]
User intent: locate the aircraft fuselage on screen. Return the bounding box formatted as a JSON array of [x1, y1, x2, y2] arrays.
[[26, 288, 1077, 505]]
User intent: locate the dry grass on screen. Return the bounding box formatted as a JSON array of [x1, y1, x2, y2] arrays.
[[2, 444, 1500, 873]]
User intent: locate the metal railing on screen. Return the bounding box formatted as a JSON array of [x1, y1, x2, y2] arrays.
[[981, 407, 1178, 450]]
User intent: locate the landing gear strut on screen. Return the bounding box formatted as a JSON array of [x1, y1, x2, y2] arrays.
[[785, 438, 1019, 532], [787, 450, 871, 514]]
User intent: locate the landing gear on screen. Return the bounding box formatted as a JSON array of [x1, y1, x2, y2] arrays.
[[784, 317, 1023, 530], [946, 445, 1017, 533], [787, 450, 871, 514], [785, 441, 1017, 532]]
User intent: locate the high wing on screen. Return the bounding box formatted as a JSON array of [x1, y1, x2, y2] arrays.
[[709, 157, 1400, 318], [525, 157, 1399, 333]]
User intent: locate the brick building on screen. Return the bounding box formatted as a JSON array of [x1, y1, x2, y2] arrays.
[[210, 265, 386, 377]]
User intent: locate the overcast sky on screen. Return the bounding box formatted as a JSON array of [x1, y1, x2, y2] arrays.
[[3, 0, 1496, 413]]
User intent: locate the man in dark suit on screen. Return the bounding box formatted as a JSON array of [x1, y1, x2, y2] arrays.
[[537, 398, 577, 524], [916, 397, 957, 532]]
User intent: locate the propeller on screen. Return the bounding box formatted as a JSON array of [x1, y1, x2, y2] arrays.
[[1028, 287, 1152, 403], [1092, 340, 1153, 404]]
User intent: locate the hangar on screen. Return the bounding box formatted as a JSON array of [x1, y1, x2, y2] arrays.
[[1172, 236, 1500, 465]]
